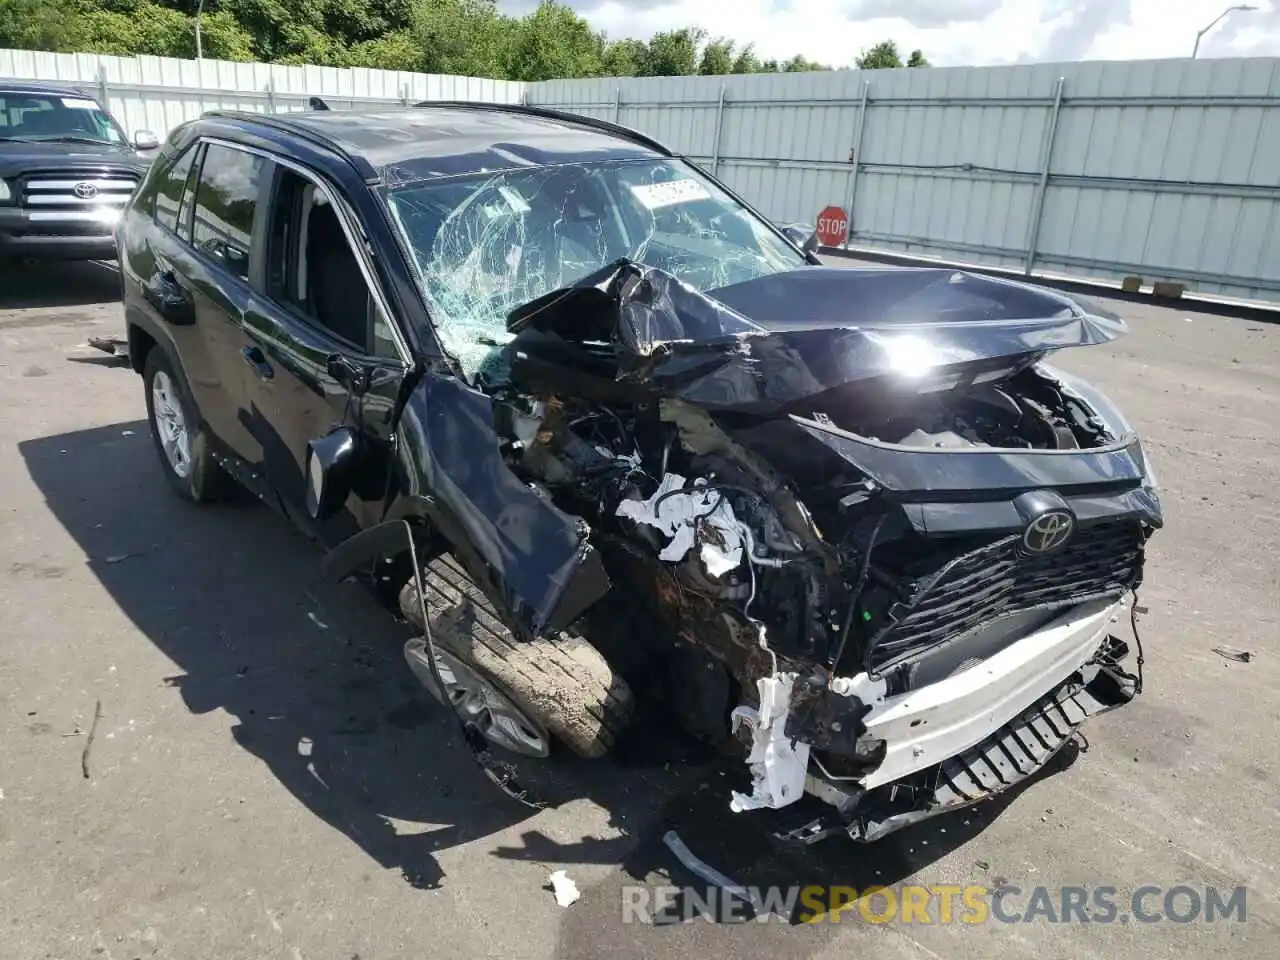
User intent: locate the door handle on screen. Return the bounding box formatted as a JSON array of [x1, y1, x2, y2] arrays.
[[241, 345, 274, 380]]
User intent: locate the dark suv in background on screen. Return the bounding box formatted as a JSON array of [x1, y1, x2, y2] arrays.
[[0, 81, 157, 262], [115, 103, 1158, 843]]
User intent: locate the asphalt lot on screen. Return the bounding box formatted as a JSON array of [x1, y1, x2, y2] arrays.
[[0, 259, 1277, 960]]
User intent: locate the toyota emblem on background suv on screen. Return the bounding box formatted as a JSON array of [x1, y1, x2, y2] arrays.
[[73, 182, 99, 200], [1023, 510, 1075, 553]]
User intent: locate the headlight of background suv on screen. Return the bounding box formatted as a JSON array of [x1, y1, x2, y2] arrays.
[[0, 179, 11, 202]]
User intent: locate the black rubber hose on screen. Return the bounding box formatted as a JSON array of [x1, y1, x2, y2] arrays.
[[827, 512, 887, 675]]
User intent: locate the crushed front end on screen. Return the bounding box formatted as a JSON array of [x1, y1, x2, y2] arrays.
[[486, 261, 1161, 841]]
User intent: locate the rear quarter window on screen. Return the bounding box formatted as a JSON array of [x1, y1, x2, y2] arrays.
[[153, 145, 200, 235]]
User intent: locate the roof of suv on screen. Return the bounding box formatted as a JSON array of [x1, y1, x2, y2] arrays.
[[261, 103, 671, 179], [0, 80, 95, 98]]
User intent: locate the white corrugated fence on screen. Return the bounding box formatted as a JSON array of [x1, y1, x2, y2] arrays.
[[3, 48, 1278, 304], [531, 60, 1280, 304], [0, 48, 523, 144]]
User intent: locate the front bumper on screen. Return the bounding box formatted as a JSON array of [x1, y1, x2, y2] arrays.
[[807, 656, 1134, 843], [0, 207, 120, 260], [736, 598, 1140, 843], [860, 597, 1127, 788]]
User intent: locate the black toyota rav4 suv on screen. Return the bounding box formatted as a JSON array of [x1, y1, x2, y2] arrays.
[[0, 81, 157, 262], [117, 103, 1160, 842]]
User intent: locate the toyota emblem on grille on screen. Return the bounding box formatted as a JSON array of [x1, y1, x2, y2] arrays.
[[1023, 510, 1075, 553], [73, 182, 99, 200]]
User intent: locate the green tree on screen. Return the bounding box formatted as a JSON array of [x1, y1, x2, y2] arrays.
[[856, 39, 903, 69], [783, 53, 828, 72], [730, 43, 762, 74], [601, 37, 645, 77], [67, 0, 255, 60], [348, 28, 421, 70], [697, 37, 734, 76], [2, 0, 882, 81], [642, 27, 704, 76], [0, 0, 90, 50], [906, 48, 929, 67], [413, 0, 510, 77], [503, 1, 602, 82]]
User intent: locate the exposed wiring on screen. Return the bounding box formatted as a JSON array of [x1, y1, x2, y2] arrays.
[[1128, 589, 1146, 695], [827, 513, 887, 676], [811, 752, 868, 783]]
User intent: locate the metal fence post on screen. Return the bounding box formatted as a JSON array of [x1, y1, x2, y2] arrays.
[[1024, 76, 1066, 276], [400, 83, 409, 107], [710, 84, 727, 177], [842, 79, 871, 250], [97, 65, 110, 113], [266, 77, 276, 114], [613, 86, 621, 123]]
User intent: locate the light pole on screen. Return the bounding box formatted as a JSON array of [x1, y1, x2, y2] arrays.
[[195, 0, 205, 60], [1192, 4, 1257, 58]]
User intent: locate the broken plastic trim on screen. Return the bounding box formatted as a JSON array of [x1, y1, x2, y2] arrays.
[[662, 830, 769, 917], [729, 673, 810, 813]]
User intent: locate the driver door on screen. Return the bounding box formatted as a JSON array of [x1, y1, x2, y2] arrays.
[[238, 163, 408, 545]]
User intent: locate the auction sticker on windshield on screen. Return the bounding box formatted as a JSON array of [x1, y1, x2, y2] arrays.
[[629, 179, 711, 209], [60, 98, 100, 110]]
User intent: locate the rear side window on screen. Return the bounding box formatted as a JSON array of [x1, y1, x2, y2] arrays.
[[154, 145, 198, 235], [191, 143, 267, 280]]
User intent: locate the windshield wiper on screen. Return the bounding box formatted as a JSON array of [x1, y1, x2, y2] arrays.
[[33, 135, 114, 146], [0, 136, 38, 142]]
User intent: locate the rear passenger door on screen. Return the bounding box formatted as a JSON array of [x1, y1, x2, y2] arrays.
[[238, 163, 409, 544], [139, 140, 272, 485]]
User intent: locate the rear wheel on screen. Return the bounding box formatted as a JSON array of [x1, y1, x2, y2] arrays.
[[142, 347, 230, 503], [400, 554, 633, 759]]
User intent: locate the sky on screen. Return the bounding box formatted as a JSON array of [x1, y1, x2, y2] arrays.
[[498, 1, 1280, 68]]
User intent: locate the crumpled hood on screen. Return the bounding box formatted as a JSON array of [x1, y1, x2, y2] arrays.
[[506, 261, 1126, 413], [0, 141, 147, 179]]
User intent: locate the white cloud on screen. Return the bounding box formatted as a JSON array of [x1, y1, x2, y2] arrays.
[[500, 0, 1280, 67]]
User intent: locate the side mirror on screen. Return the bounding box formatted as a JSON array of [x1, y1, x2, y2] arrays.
[[780, 223, 820, 254], [305, 426, 358, 520], [327, 353, 371, 396], [133, 130, 160, 151]]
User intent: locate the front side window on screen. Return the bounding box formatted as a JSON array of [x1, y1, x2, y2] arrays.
[[265, 168, 395, 357], [191, 144, 267, 280], [0, 91, 126, 144], [383, 158, 804, 378]]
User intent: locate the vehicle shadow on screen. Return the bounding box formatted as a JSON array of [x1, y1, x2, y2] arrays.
[[0, 259, 121, 310], [19, 418, 1080, 905]]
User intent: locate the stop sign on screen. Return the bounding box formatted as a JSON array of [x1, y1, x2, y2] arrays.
[[815, 205, 848, 247]]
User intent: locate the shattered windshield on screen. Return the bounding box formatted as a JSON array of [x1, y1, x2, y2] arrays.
[[383, 159, 805, 378]]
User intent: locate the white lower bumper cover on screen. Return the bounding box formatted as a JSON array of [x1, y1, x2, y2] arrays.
[[728, 673, 810, 812], [726, 599, 1123, 814]]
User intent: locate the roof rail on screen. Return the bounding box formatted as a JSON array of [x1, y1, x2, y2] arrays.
[[410, 99, 676, 158], [199, 110, 377, 181]]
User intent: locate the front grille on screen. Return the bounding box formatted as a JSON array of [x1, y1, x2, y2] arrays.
[[868, 520, 1144, 669], [19, 173, 138, 225]]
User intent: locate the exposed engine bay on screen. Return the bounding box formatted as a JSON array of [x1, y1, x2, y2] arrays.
[[431, 261, 1163, 841]]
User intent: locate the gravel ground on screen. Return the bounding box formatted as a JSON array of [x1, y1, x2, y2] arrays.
[[0, 260, 1276, 960]]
